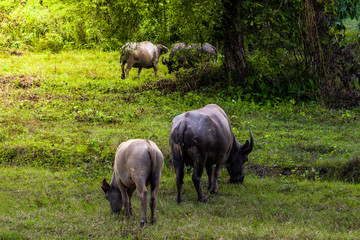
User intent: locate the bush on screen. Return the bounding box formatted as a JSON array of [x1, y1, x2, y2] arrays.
[[174, 62, 225, 91], [37, 32, 64, 52]]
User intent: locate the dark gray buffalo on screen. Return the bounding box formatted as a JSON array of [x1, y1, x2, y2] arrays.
[[162, 43, 217, 73], [101, 139, 164, 227], [120, 41, 168, 79], [169, 104, 254, 203]]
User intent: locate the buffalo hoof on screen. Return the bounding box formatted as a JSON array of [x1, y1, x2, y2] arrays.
[[210, 189, 218, 195], [150, 218, 156, 224], [176, 198, 182, 204], [140, 217, 148, 227], [197, 198, 209, 203]]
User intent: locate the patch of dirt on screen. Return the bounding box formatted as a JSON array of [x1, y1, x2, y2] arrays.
[[246, 158, 360, 183], [245, 165, 307, 177], [140, 78, 179, 92], [20, 93, 41, 102], [0, 75, 41, 89], [10, 50, 23, 56], [342, 157, 360, 182]]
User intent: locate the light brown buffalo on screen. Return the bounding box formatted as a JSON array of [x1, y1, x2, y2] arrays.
[[120, 41, 168, 79], [101, 139, 164, 227]]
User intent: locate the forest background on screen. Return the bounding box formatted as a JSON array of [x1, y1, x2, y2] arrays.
[[1, 0, 360, 239], [1, 0, 360, 106]]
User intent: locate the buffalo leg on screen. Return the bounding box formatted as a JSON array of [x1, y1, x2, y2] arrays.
[[119, 183, 131, 217], [137, 68, 142, 78], [137, 184, 148, 227], [189, 147, 206, 202], [150, 173, 160, 223], [127, 188, 135, 216], [175, 163, 184, 203], [205, 165, 214, 190], [172, 146, 184, 203], [120, 54, 126, 79], [191, 151, 206, 202], [192, 165, 206, 202], [149, 187, 158, 223], [125, 63, 133, 79], [211, 164, 223, 194], [153, 61, 158, 77]]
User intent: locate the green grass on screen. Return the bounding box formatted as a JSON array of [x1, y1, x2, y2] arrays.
[[343, 18, 360, 43], [1, 50, 360, 238], [1, 166, 360, 239], [1, 50, 359, 173]]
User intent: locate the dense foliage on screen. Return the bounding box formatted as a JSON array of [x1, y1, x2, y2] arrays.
[[0, 0, 360, 106]]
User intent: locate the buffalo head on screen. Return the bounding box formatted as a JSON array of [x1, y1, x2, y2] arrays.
[[161, 57, 173, 73], [101, 179, 122, 213], [226, 129, 254, 183], [157, 44, 169, 55]]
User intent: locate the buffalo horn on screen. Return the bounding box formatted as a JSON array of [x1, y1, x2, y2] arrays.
[[248, 128, 254, 154], [162, 56, 168, 65]]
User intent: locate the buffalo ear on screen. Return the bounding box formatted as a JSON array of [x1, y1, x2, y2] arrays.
[[241, 129, 254, 155], [101, 179, 110, 193], [241, 140, 251, 155]]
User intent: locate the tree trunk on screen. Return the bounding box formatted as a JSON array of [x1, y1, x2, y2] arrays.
[[222, 0, 247, 81]]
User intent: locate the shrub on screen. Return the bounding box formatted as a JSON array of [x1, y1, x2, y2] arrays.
[[37, 32, 64, 52], [174, 62, 225, 91]]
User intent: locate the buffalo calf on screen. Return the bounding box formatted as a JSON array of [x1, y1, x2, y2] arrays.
[[101, 139, 164, 227]]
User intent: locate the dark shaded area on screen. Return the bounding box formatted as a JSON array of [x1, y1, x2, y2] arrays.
[[322, 43, 360, 109], [246, 156, 360, 183], [140, 63, 226, 93]]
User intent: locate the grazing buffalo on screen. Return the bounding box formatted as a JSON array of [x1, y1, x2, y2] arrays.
[[101, 139, 164, 227], [169, 104, 254, 203], [120, 41, 168, 79], [162, 43, 217, 73]]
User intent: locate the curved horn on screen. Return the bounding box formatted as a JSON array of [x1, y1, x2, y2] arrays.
[[248, 128, 254, 154]]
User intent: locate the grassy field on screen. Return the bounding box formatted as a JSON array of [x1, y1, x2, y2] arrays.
[[1, 166, 360, 239], [1, 50, 360, 239]]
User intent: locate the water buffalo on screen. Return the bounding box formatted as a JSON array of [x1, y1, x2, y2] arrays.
[[162, 43, 217, 73], [169, 104, 254, 203], [120, 41, 168, 79], [101, 139, 164, 227]]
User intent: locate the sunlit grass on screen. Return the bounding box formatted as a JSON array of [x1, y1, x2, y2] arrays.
[[1, 49, 360, 238], [1, 50, 360, 174], [344, 18, 360, 43]]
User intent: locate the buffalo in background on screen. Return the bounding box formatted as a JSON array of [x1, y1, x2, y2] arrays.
[[162, 43, 217, 73], [120, 41, 168, 79]]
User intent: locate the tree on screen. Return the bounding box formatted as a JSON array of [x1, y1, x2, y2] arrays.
[[222, 0, 247, 81]]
